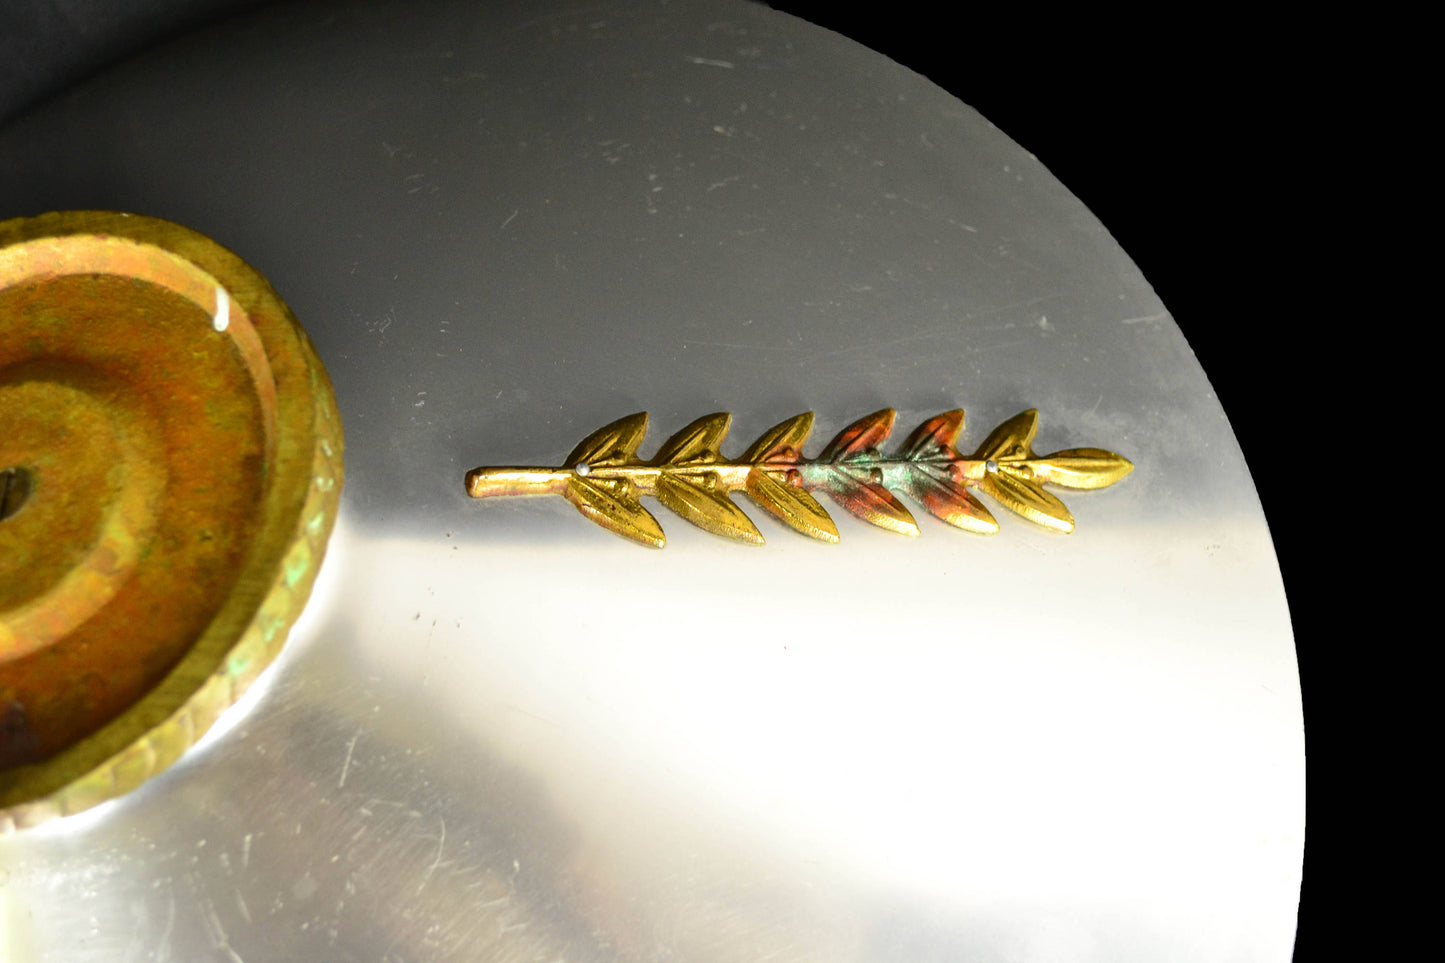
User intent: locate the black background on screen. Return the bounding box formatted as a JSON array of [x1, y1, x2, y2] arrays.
[[1, 1, 1319, 956]]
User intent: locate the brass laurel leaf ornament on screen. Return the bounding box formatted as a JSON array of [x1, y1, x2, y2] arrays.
[[465, 409, 1132, 548]]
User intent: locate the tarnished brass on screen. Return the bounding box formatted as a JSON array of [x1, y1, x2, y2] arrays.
[[466, 409, 1131, 547], [0, 212, 343, 829]]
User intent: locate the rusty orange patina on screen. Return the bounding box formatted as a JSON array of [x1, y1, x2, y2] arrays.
[[0, 272, 268, 766]]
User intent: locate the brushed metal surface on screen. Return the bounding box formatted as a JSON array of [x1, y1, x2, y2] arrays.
[[0, 1, 1302, 960]]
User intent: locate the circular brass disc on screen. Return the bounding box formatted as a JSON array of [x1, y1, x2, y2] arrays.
[[0, 212, 343, 827]]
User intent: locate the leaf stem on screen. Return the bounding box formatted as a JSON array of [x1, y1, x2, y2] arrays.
[[464, 467, 568, 498], [466, 458, 998, 498]]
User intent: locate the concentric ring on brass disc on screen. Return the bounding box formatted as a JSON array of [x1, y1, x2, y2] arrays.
[[0, 212, 343, 829]]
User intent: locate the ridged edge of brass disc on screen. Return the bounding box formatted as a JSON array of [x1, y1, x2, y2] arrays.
[[0, 211, 343, 831]]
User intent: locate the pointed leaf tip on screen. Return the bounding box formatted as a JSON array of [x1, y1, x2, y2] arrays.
[[566, 412, 649, 468], [653, 412, 732, 465], [564, 476, 666, 547], [744, 467, 839, 542], [742, 412, 815, 464], [822, 467, 921, 536], [907, 467, 999, 534], [979, 469, 1074, 533], [821, 408, 897, 462], [973, 409, 1039, 462], [900, 409, 965, 460], [656, 474, 764, 545], [1030, 449, 1134, 489]]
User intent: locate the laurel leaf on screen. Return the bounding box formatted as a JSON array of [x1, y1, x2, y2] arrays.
[[907, 467, 998, 534], [823, 467, 920, 536], [653, 412, 731, 465], [1029, 448, 1134, 489], [656, 474, 763, 544], [742, 412, 815, 464], [979, 469, 1074, 533], [972, 409, 1039, 462], [564, 476, 665, 547], [820, 408, 896, 462], [744, 468, 839, 543], [900, 409, 965, 460], [565, 412, 649, 468]]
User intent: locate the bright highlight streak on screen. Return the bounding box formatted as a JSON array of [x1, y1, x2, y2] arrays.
[[212, 286, 230, 331]]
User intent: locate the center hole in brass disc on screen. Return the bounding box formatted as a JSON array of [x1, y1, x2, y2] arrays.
[[0, 466, 32, 522]]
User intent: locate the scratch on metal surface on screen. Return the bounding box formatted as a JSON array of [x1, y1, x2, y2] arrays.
[[683, 55, 735, 68], [500, 208, 519, 231], [339, 730, 361, 789], [200, 897, 223, 944], [201, 896, 246, 962], [121, 899, 147, 963], [359, 797, 407, 817], [241, 833, 252, 871], [1119, 311, 1167, 325], [235, 889, 253, 925], [155, 893, 176, 962], [680, 340, 751, 350], [419, 816, 447, 892], [972, 339, 1027, 353]]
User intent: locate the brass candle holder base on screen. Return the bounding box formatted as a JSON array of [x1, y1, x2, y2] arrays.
[[0, 212, 343, 829]]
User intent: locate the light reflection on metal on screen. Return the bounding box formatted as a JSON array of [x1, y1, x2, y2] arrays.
[[466, 408, 1132, 547]]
